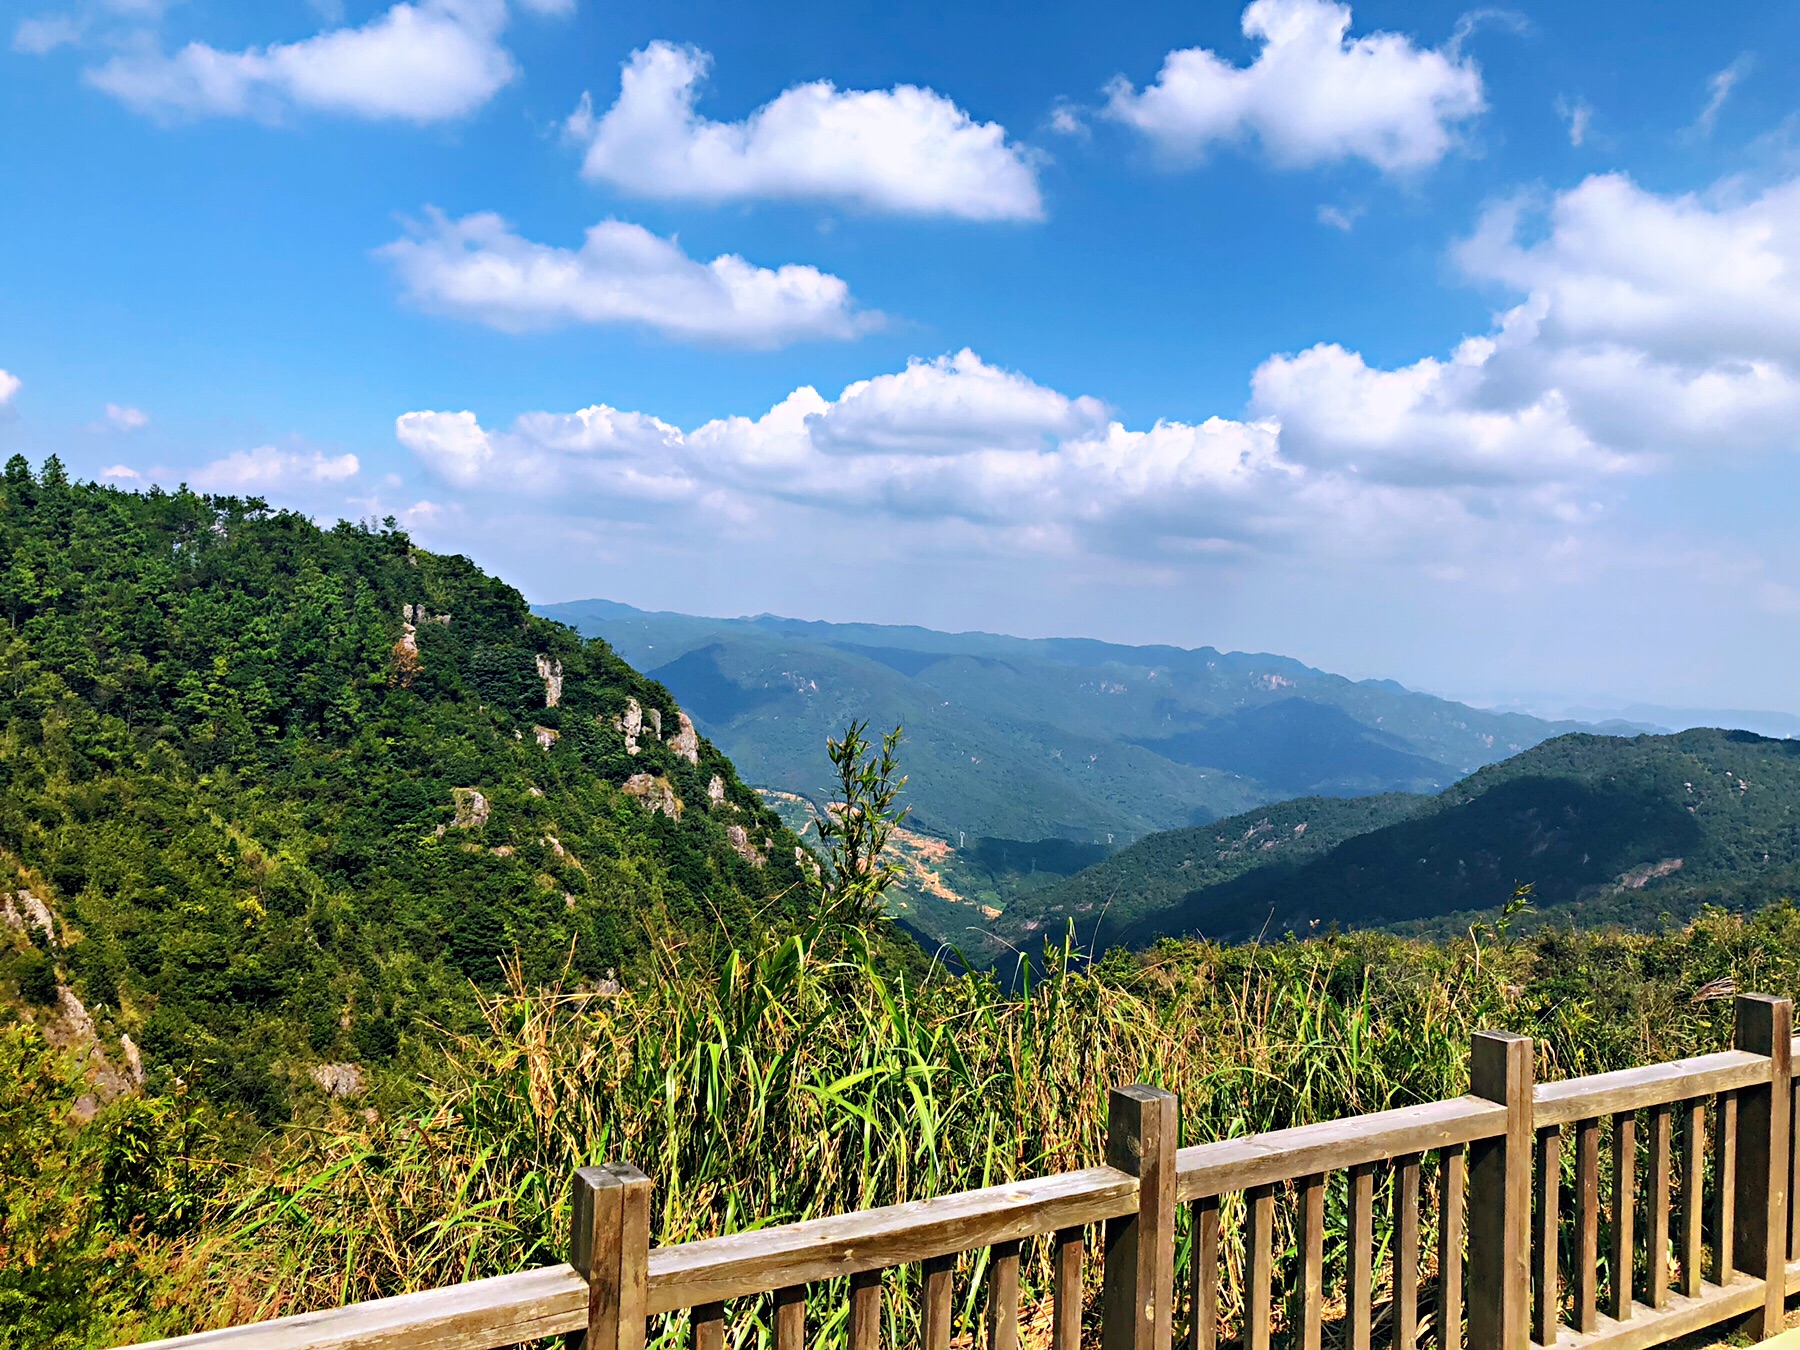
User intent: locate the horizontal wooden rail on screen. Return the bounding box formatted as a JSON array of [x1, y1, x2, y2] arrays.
[[1175, 1095, 1506, 1201], [645, 1165, 1138, 1313], [1543, 1275, 1763, 1350], [1532, 1050, 1770, 1128]]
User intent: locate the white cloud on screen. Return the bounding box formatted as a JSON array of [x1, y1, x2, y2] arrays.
[[1691, 57, 1750, 139], [1316, 204, 1359, 231], [195, 446, 360, 490], [1556, 96, 1592, 148], [565, 41, 1043, 220], [0, 369, 19, 407], [99, 464, 141, 481], [105, 403, 149, 431], [85, 0, 517, 122], [13, 15, 83, 54], [380, 209, 874, 346], [1103, 0, 1483, 174]]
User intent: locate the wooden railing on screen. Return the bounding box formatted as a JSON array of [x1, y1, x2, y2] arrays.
[[129, 995, 1800, 1350]]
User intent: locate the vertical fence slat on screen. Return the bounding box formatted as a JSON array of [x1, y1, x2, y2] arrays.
[[1611, 1112, 1636, 1322], [1397, 1156, 1422, 1350], [1574, 1118, 1600, 1334], [1247, 1185, 1275, 1350], [1349, 1162, 1377, 1350], [1105, 1086, 1178, 1350], [1056, 1229, 1085, 1350], [921, 1257, 952, 1350], [987, 1243, 1019, 1350], [1731, 994, 1792, 1339], [1468, 1031, 1532, 1350], [1187, 1200, 1217, 1350], [1713, 1091, 1737, 1281], [1791, 1078, 1800, 1262], [1680, 1101, 1704, 1299], [1441, 1145, 1467, 1350], [1647, 1104, 1672, 1310], [570, 1166, 624, 1350], [1297, 1174, 1326, 1350], [613, 1164, 652, 1350], [850, 1271, 882, 1350], [1533, 1128, 1560, 1347], [775, 1287, 806, 1350], [694, 1304, 725, 1350]]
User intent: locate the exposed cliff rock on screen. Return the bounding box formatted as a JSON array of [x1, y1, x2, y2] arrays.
[[726, 824, 766, 867], [534, 725, 560, 750], [668, 711, 700, 765], [309, 1062, 367, 1098], [707, 774, 726, 807], [536, 654, 564, 708], [615, 698, 644, 755], [451, 787, 490, 829], [622, 773, 681, 820]]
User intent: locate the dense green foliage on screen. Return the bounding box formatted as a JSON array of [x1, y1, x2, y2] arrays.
[[0, 461, 808, 1123], [541, 599, 1578, 846], [11, 902, 1800, 1349], [1043, 729, 1800, 946]]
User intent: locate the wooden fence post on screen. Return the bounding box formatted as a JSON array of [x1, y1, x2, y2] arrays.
[[1104, 1085, 1179, 1350], [1466, 1031, 1532, 1350], [1732, 994, 1792, 1338], [569, 1162, 652, 1350]]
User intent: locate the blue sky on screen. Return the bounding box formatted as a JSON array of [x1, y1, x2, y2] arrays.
[[3, 0, 1799, 714]]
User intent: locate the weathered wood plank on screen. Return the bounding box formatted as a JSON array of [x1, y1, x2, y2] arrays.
[[571, 1166, 624, 1350], [1441, 1145, 1466, 1350], [1297, 1173, 1325, 1350], [1730, 994, 1791, 1338], [1543, 1275, 1762, 1350], [649, 1168, 1137, 1313], [1679, 1102, 1702, 1301], [1246, 1185, 1275, 1350], [1611, 1113, 1635, 1324], [1176, 1098, 1504, 1202], [987, 1242, 1020, 1350], [1186, 1199, 1218, 1350], [1534, 1128, 1561, 1347], [1349, 1162, 1376, 1350], [1574, 1119, 1600, 1335], [693, 1304, 724, 1350], [1712, 1092, 1736, 1282], [1055, 1229, 1084, 1350], [922, 1256, 953, 1350], [1646, 1106, 1671, 1310], [1104, 1086, 1178, 1350], [775, 1286, 806, 1350], [612, 1163, 652, 1350], [1468, 1031, 1533, 1350], [850, 1270, 881, 1350], [1397, 1156, 1422, 1350], [1532, 1054, 1769, 1130]]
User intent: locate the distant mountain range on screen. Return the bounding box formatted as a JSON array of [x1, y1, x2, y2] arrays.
[[1012, 728, 1800, 952], [539, 598, 1587, 843]]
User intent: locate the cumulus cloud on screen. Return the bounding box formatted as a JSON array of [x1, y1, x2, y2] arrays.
[[13, 15, 83, 54], [1691, 57, 1750, 139], [380, 209, 874, 346], [194, 446, 360, 490], [565, 41, 1043, 220], [396, 349, 1592, 557], [1103, 0, 1484, 173], [105, 403, 149, 431], [0, 369, 19, 408], [84, 0, 520, 122]]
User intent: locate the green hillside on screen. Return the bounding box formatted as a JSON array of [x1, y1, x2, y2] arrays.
[[0, 460, 808, 1124], [1047, 729, 1800, 947], [538, 598, 1580, 845]]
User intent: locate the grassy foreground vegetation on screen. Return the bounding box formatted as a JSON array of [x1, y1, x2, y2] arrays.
[[9, 900, 1800, 1349]]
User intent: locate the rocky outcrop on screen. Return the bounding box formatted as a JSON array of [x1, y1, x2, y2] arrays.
[[615, 698, 643, 755], [451, 787, 490, 829], [3, 890, 55, 943], [310, 1063, 367, 1098], [403, 603, 450, 627], [622, 773, 681, 820], [707, 774, 726, 807], [647, 707, 662, 739], [536, 654, 563, 708], [726, 824, 766, 867], [668, 711, 700, 765], [534, 725, 559, 750]]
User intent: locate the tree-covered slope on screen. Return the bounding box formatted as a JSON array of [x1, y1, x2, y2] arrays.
[[1070, 729, 1800, 947], [538, 598, 1582, 844], [0, 460, 808, 1122]]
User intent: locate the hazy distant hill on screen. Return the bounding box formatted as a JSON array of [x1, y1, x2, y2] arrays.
[[538, 599, 1578, 845], [1027, 729, 1800, 950]]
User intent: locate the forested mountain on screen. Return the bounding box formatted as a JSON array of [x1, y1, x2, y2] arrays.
[[538, 598, 1582, 844], [0, 460, 806, 1123], [1026, 729, 1800, 949]]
